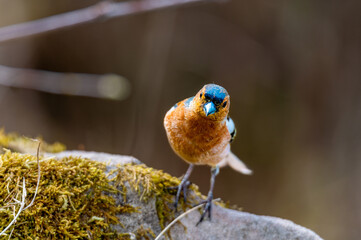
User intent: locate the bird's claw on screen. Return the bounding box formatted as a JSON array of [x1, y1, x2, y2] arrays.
[[173, 180, 191, 211], [196, 194, 213, 226]]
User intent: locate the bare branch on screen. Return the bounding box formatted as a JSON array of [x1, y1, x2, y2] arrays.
[[0, 0, 209, 43], [0, 65, 130, 100]]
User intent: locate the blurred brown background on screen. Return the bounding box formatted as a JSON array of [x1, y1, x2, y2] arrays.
[[0, 0, 360, 239]]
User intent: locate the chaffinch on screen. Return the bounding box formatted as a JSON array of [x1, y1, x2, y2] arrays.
[[164, 83, 252, 224]]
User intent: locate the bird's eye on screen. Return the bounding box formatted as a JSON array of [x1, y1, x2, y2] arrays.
[[200, 93, 203, 98], [222, 101, 228, 107]]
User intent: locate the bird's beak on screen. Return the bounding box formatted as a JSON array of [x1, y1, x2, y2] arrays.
[[203, 102, 217, 116]]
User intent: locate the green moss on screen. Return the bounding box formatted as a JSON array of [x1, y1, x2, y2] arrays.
[[0, 128, 66, 154], [111, 164, 205, 238], [0, 149, 200, 239], [117, 226, 155, 240], [112, 164, 181, 201], [118, 233, 135, 240], [0, 150, 136, 239], [134, 225, 155, 240]]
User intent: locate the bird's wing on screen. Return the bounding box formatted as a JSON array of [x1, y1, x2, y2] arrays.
[[183, 96, 194, 109], [226, 116, 236, 142], [223, 117, 252, 175]]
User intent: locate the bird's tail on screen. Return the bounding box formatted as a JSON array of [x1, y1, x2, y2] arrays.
[[218, 152, 253, 175]]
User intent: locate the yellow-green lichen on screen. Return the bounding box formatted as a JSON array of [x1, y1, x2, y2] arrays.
[[134, 225, 155, 240], [0, 150, 136, 239], [0, 128, 65, 154], [111, 164, 203, 233], [116, 226, 155, 240], [112, 164, 182, 201]]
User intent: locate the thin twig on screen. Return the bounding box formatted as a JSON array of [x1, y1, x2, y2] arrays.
[[0, 141, 41, 236], [0, 178, 27, 236], [154, 198, 221, 240], [23, 141, 41, 211], [8, 226, 15, 240], [0, 0, 209, 43]]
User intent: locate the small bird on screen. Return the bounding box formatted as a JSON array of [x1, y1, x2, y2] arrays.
[[164, 83, 252, 224]]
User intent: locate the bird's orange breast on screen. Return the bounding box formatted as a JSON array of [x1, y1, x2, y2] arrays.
[[164, 100, 231, 166]]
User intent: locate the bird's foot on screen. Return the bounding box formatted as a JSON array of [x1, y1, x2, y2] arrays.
[[196, 193, 213, 226], [173, 180, 191, 211], [168, 164, 194, 212]]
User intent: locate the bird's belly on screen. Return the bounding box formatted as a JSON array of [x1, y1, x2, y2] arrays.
[[175, 139, 229, 166], [164, 115, 229, 166]]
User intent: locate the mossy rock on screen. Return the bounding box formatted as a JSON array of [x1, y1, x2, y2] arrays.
[[0, 130, 323, 239], [0, 150, 204, 239]]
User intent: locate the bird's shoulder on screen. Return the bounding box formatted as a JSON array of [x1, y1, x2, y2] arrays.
[[226, 116, 236, 142], [168, 96, 194, 113]]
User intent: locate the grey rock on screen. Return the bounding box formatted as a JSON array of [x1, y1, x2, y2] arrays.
[[173, 206, 323, 240], [47, 150, 323, 240], [45, 150, 140, 172], [46, 150, 140, 165]]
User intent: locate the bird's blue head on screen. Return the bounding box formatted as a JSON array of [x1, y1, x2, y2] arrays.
[[193, 84, 230, 121]]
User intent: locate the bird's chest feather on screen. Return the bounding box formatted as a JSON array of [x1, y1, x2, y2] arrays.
[[183, 116, 225, 146], [164, 106, 230, 163]]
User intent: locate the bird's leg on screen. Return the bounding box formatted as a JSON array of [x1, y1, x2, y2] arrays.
[[174, 164, 194, 210], [197, 165, 219, 225]]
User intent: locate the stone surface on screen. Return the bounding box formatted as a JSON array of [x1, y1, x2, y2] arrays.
[[46, 150, 140, 165], [174, 206, 322, 240], [48, 151, 323, 240]]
